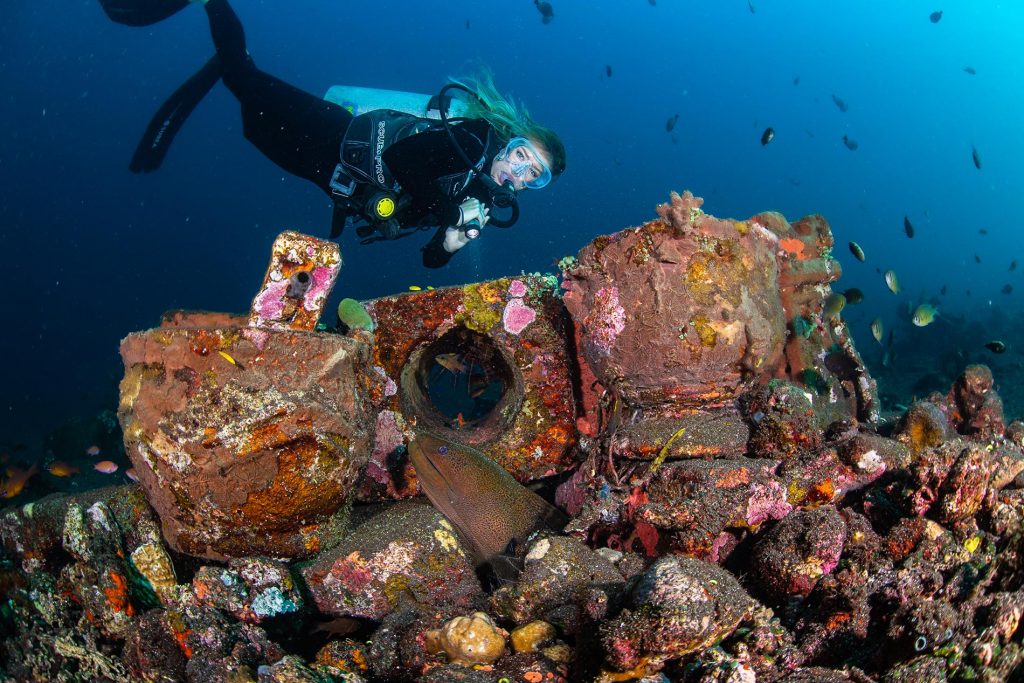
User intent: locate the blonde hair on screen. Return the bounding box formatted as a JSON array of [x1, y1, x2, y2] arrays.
[[449, 68, 566, 177]]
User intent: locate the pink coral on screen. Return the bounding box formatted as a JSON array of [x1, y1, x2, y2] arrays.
[[303, 265, 340, 311], [583, 286, 626, 354], [744, 481, 793, 527], [508, 279, 528, 298], [502, 298, 536, 335], [252, 280, 289, 321]]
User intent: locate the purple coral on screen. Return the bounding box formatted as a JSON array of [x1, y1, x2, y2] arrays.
[[502, 297, 537, 335]]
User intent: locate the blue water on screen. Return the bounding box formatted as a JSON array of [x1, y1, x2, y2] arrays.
[[2, 0, 1023, 449]]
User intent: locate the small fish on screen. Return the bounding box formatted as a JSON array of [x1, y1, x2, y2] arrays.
[[648, 0, 655, 5], [985, 340, 1006, 354], [1, 464, 38, 499], [941, 285, 948, 295], [793, 75, 800, 86], [666, 113, 680, 132], [971, 145, 981, 169], [831, 94, 849, 113], [217, 350, 241, 368], [408, 285, 422, 291], [930, 10, 943, 23], [963, 66, 976, 75], [85, 445, 101, 457], [1011, 260, 1018, 271], [125, 467, 139, 482], [842, 135, 859, 151], [435, 353, 468, 374], [747, 0, 756, 13], [903, 215, 915, 238], [974, 254, 981, 264], [979, 228, 988, 235], [605, 65, 612, 78], [760, 127, 775, 146], [823, 293, 847, 319], [1002, 284, 1013, 295], [534, 0, 554, 24], [848, 241, 866, 262], [884, 269, 901, 294], [870, 318, 884, 344], [465, 19, 470, 29], [843, 287, 864, 305], [94, 460, 119, 474], [46, 461, 79, 477], [912, 304, 938, 327]]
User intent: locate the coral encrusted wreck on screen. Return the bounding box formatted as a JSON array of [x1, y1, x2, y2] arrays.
[[3, 194, 1024, 683]]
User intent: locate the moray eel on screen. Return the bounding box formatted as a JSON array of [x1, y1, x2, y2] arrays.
[[408, 431, 567, 571]]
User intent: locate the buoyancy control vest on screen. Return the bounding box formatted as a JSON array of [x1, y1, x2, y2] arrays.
[[328, 109, 490, 241]]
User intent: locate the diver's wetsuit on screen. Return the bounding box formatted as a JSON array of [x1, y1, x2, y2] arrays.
[[205, 0, 494, 268]]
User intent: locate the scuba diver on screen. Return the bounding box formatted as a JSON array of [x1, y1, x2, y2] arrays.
[[99, 0, 567, 268]]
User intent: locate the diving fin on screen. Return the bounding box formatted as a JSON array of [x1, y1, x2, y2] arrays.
[[129, 54, 221, 173], [97, 0, 191, 26]]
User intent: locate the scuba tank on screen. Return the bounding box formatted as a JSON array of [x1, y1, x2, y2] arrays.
[[323, 85, 471, 120]]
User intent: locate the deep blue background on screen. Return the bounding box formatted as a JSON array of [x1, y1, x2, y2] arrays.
[[2, 0, 1022, 449]]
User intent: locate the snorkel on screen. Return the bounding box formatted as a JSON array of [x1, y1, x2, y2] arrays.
[[437, 83, 519, 228]]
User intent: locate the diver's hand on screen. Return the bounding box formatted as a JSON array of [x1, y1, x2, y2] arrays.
[[456, 197, 490, 228], [443, 226, 471, 253]]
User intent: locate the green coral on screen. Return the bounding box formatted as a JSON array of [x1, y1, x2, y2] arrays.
[[337, 298, 375, 332], [457, 283, 503, 334]]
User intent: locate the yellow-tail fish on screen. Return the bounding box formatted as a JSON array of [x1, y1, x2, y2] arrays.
[[912, 304, 938, 327], [407, 432, 567, 573], [884, 269, 901, 294], [218, 350, 243, 369], [871, 318, 884, 344], [823, 293, 846, 319]]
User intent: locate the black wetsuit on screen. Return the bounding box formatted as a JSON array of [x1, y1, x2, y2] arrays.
[[206, 0, 493, 267]]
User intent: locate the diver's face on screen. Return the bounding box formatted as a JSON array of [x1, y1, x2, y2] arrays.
[[489, 138, 553, 191]]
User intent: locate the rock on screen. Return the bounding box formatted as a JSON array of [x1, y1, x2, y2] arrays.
[[562, 191, 785, 410], [949, 364, 1005, 440], [363, 274, 579, 500], [510, 620, 557, 653], [424, 612, 508, 666], [895, 401, 954, 454], [119, 322, 376, 560], [751, 506, 847, 602], [257, 655, 338, 682], [744, 380, 824, 460], [180, 605, 286, 683], [601, 556, 757, 673], [122, 609, 189, 682], [764, 210, 878, 424], [0, 485, 164, 575], [193, 557, 302, 624], [936, 444, 995, 524], [490, 534, 624, 624], [836, 432, 911, 474], [634, 459, 791, 560], [313, 639, 371, 679], [301, 502, 482, 620]]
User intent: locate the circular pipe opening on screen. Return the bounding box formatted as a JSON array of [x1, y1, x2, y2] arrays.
[[400, 326, 522, 440]]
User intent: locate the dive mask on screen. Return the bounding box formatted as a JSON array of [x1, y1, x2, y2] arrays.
[[496, 137, 552, 190]]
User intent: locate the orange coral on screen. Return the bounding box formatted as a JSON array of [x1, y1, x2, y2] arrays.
[[103, 570, 135, 616], [779, 237, 809, 261]]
